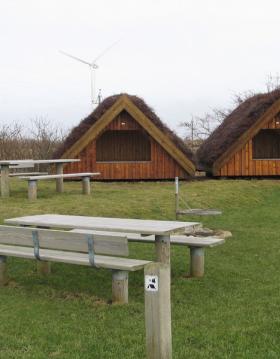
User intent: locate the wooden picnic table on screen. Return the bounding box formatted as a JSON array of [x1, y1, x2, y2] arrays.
[[0, 159, 80, 197], [4, 214, 200, 264]]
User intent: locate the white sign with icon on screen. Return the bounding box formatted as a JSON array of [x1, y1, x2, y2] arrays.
[[145, 275, 159, 292]]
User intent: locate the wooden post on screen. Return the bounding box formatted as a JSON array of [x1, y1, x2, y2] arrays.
[[145, 262, 172, 359], [112, 270, 128, 304], [28, 180, 37, 201], [175, 177, 179, 220], [189, 247, 204, 277], [82, 176, 91, 195], [37, 261, 51, 275], [0, 256, 7, 286], [56, 163, 64, 193], [1, 164, 10, 198], [155, 235, 170, 265]]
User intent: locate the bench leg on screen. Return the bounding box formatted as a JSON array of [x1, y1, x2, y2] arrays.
[[0, 256, 8, 286], [37, 261, 51, 275], [1, 165, 10, 198], [28, 180, 37, 201], [189, 247, 205, 278], [82, 177, 90, 195], [56, 163, 64, 193], [112, 270, 128, 304]]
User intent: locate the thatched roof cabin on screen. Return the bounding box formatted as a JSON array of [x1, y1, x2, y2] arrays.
[[197, 89, 280, 176], [56, 94, 195, 180]]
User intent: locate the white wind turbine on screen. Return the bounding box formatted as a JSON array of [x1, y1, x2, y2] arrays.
[[60, 41, 118, 108]]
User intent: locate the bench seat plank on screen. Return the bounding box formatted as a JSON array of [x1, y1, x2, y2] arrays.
[[19, 173, 100, 180], [0, 245, 151, 271], [70, 229, 224, 247], [9, 172, 48, 177]]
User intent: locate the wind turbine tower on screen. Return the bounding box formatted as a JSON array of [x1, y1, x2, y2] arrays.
[[60, 41, 118, 108]]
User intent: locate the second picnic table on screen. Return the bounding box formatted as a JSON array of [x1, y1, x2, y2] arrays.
[[0, 159, 80, 197]]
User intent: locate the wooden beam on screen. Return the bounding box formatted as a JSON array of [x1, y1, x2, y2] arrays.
[[122, 96, 195, 175], [213, 97, 280, 174], [62, 97, 126, 159], [145, 262, 172, 359]]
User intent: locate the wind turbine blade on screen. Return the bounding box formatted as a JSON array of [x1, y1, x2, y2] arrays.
[[91, 40, 119, 65], [59, 50, 93, 67]]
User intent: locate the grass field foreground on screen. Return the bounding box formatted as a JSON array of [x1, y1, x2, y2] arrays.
[[0, 179, 279, 358]]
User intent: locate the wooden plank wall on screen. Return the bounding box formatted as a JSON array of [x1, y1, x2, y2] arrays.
[[63, 111, 188, 180], [219, 116, 280, 176]]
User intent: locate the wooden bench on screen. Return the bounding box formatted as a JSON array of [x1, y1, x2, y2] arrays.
[[0, 225, 151, 303], [71, 229, 224, 278], [19, 172, 100, 200]]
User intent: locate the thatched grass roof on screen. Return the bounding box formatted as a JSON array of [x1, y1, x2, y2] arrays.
[[55, 93, 194, 163], [196, 89, 280, 171]]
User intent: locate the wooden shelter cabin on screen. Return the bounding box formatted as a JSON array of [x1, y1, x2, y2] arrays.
[[55, 94, 195, 180], [197, 89, 280, 177]]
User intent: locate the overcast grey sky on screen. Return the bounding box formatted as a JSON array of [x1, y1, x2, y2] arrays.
[[1, 0, 280, 137]]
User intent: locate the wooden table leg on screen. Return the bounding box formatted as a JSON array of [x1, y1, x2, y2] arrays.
[[155, 235, 170, 265], [0, 255, 8, 286], [189, 246, 204, 277], [28, 180, 37, 201], [82, 176, 90, 195], [56, 163, 64, 193], [1, 164, 10, 198], [36, 226, 51, 275]]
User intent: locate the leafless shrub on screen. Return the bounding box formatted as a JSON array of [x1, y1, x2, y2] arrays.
[[266, 73, 280, 92], [0, 118, 68, 160], [28, 117, 66, 160]]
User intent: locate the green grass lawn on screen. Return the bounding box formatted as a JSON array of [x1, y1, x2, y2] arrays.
[[0, 179, 280, 358]]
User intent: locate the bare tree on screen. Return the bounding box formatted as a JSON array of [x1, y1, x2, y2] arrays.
[[266, 73, 280, 92], [0, 118, 67, 161], [28, 117, 66, 160]]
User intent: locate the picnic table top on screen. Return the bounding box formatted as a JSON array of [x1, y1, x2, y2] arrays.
[[0, 159, 80, 166], [5, 214, 200, 235]]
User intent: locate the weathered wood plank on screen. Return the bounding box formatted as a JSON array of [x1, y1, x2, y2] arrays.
[[20, 173, 100, 180], [5, 215, 199, 235], [0, 245, 150, 271], [0, 225, 129, 256], [8, 172, 48, 177], [71, 229, 225, 247]]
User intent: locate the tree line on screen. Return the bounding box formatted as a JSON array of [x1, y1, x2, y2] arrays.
[[0, 118, 67, 160]]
